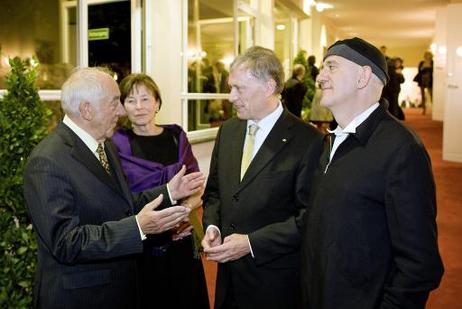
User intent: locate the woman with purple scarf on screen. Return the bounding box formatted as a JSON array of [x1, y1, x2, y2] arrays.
[[112, 74, 209, 309]]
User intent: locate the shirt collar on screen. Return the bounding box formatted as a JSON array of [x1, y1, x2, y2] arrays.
[[328, 102, 379, 136], [63, 115, 100, 154], [248, 102, 283, 134]]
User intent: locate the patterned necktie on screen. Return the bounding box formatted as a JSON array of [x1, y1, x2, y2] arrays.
[[96, 143, 111, 174], [240, 124, 259, 180]]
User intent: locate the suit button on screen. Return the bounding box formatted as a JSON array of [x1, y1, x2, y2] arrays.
[[230, 224, 236, 230]]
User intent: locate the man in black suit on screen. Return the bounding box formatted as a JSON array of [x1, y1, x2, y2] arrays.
[[300, 37, 444, 309], [281, 63, 307, 118], [23, 67, 205, 309], [201, 46, 323, 308]]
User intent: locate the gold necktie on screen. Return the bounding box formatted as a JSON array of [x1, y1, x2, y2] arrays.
[[240, 124, 259, 180], [96, 143, 111, 174]]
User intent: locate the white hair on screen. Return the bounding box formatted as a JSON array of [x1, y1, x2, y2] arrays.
[[61, 67, 112, 116]]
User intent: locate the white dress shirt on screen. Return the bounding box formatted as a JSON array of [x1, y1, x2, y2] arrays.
[[207, 103, 284, 258], [326, 102, 379, 171], [63, 116, 148, 240]]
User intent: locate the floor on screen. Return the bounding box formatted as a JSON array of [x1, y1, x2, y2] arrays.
[[200, 107, 462, 308]]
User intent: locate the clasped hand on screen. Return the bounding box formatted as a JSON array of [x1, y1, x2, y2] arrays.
[[202, 228, 250, 263]]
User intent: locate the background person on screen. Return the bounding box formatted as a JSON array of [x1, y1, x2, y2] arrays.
[[281, 63, 307, 118], [381, 57, 405, 120], [307, 55, 319, 81], [23, 67, 204, 309], [112, 73, 209, 309], [300, 37, 443, 309], [202, 46, 323, 309], [414, 51, 434, 115]]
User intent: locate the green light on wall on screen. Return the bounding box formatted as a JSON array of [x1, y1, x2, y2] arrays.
[[88, 28, 110, 41]]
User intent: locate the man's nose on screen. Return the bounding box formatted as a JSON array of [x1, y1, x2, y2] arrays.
[[317, 68, 327, 83], [229, 88, 237, 102], [117, 102, 126, 117]]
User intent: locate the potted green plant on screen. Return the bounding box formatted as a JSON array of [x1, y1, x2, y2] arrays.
[[0, 57, 50, 308]]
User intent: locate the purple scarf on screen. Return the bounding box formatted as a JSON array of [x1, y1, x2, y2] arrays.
[[112, 124, 199, 193]]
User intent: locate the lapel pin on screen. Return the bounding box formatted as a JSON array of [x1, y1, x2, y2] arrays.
[[282, 138, 287, 142]]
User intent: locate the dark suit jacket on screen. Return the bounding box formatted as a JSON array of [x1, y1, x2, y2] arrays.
[[23, 122, 170, 309], [300, 102, 444, 309], [282, 77, 307, 118], [203, 110, 323, 309]]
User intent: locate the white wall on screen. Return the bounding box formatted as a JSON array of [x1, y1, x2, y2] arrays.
[[432, 7, 447, 121], [442, 3, 462, 162], [191, 140, 214, 176]]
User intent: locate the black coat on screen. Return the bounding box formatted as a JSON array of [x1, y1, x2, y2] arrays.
[[282, 77, 307, 117], [23, 123, 170, 309], [300, 103, 444, 309], [203, 110, 322, 308], [382, 64, 405, 120]]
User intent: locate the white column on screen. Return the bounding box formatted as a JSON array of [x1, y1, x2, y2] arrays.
[[443, 3, 462, 162], [432, 7, 447, 121], [255, 0, 274, 49], [146, 0, 183, 125], [299, 18, 312, 54]]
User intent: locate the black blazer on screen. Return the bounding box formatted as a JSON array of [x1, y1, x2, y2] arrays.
[[300, 103, 444, 309], [23, 123, 169, 309], [203, 109, 323, 308]]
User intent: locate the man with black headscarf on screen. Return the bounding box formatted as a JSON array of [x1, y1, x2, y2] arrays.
[[300, 37, 443, 309]]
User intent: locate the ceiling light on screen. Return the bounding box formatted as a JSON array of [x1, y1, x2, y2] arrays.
[[316, 2, 333, 12], [276, 24, 286, 31], [438, 46, 447, 55], [456, 46, 462, 58]]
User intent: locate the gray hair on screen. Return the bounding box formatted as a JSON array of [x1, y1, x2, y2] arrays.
[[61, 67, 112, 116], [292, 64, 305, 78], [230, 46, 285, 94]]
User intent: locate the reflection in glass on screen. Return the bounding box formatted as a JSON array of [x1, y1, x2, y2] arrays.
[[0, 0, 76, 89], [188, 0, 234, 93], [187, 99, 235, 131], [274, 3, 292, 79], [46, 101, 65, 131]]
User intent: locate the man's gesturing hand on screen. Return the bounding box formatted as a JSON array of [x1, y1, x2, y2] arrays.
[[168, 165, 206, 201], [137, 194, 191, 234]]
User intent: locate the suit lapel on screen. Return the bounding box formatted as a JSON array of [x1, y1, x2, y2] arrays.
[[229, 120, 248, 186], [105, 140, 134, 207], [57, 123, 128, 200], [238, 111, 293, 190]]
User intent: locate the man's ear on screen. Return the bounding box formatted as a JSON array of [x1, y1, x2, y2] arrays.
[[265, 78, 277, 96], [357, 66, 373, 89], [79, 101, 93, 121]]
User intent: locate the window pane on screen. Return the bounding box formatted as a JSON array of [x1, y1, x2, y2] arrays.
[[88, 0, 131, 82], [274, 3, 292, 77], [188, 0, 234, 93], [0, 0, 76, 89], [187, 99, 234, 131], [238, 12, 255, 54], [46, 101, 65, 132]]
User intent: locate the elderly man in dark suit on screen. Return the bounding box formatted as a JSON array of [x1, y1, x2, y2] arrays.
[[300, 37, 444, 309], [201, 46, 323, 309], [23, 67, 205, 309]]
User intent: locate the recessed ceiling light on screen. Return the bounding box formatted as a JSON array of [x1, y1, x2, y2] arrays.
[[276, 24, 286, 31]]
